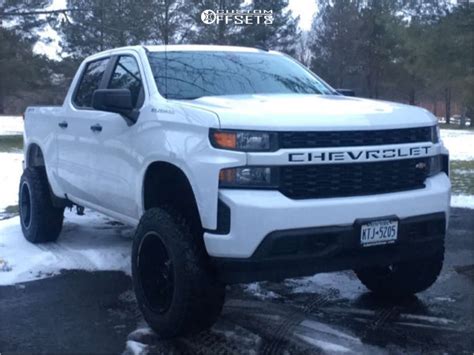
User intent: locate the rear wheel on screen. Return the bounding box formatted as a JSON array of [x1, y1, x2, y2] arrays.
[[132, 207, 225, 338], [19, 167, 64, 243], [354, 249, 444, 296]]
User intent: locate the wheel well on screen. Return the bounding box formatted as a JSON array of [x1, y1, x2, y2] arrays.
[[143, 162, 202, 233], [26, 144, 45, 168]]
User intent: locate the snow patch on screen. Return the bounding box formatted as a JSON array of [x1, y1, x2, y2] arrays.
[[0, 116, 23, 135], [451, 195, 474, 209], [440, 129, 474, 161], [295, 333, 351, 353], [244, 282, 281, 300], [0, 153, 23, 213], [286, 272, 364, 299], [398, 313, 456, 325], [124, 340, 148, 355], [0, 210, 133, 285], [300, 320, 362, 344]]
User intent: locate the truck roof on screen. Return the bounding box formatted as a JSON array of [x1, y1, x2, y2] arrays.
[[83, 44, 275, 62]]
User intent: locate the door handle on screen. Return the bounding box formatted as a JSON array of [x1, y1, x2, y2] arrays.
[[58, 121, 68, 129], [90, 124, 102, 133]]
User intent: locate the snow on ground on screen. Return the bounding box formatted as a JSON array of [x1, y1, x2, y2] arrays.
[[0, 210, 133, 285], [451, 195, 474, 209], [244, 282, 281, 300], [440, 129, 474, 161], [285, 272, 365, 300], [0, 152, 23, 213], [0, 115, 23, 135]]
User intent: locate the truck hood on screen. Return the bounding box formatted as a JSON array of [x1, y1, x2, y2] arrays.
[[180, 94, 436, 130]]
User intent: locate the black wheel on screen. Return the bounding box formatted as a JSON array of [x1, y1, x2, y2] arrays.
[[19, 167, 64, 243], [354, 249, 444, 297], [132, 207, 225, 338]]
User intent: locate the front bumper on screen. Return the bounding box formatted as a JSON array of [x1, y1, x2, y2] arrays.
[[212, 212, 446, 284], [204, 173, 450, 283], [204, 173, 450, 258]]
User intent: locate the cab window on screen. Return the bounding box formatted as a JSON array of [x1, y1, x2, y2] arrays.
[[74, 58, 109, 108], [109, 56, 143, 107]]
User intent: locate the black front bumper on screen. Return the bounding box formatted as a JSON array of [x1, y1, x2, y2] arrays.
[[212, 212, 446, 284]]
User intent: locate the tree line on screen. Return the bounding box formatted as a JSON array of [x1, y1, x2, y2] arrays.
[[0, 0, 472, 123]]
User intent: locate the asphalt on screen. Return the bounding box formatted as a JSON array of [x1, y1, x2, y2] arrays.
[[1, 208, 473, 354]]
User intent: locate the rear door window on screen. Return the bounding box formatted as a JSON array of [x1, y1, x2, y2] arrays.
[[108, 56, 143, 107], [74, 58, 109, 108]]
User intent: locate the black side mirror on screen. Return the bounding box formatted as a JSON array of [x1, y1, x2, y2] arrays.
[[92, 89, 139, 123], [336, 89, 356, 97]]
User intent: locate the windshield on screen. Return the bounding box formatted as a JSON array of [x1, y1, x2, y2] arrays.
[[147, 51, 335, 100]]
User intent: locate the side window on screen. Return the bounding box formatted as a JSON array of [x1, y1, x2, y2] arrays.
[[74, 58, 109, 108], [109, 56, 143, 107]]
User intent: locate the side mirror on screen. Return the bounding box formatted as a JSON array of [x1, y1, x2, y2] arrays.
[[92, 89, 139, 122], [336, 89, 356, 97]]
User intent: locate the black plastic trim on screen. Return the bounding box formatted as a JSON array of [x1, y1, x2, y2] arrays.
[[442, 154, 450, 176], [205, 199, 231, 235]]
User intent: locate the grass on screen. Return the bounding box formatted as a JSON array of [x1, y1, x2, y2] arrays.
[[0, 204, 19, 220], [0, 135, 23, 153], [450, 160, 474, 196]]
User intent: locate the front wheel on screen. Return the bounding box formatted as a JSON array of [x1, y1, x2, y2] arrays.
[[354, 249, 444, 297], [132, 207, 225, 338]]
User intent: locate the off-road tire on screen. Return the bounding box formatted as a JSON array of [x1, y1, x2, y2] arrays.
[[19, 167, 64, 243], [132, 207, 225, 338], [354, 248, 444, 297]]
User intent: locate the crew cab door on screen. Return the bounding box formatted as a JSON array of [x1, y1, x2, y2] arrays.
[[88, 54, 145, 219], [56, 57, 112, 206], [56, 54, 143, 220]]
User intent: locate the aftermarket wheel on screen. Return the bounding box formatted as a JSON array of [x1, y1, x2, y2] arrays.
[[19, 167, 64, 243], [132, 207, 225, 338], [354, 249, 444, 297]]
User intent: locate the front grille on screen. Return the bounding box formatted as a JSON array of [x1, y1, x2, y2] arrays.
[[279, 158, 430, 199], [280, 126, 435, 149]]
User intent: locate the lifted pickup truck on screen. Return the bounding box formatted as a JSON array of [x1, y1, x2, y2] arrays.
[[21, 45, 450, 338]]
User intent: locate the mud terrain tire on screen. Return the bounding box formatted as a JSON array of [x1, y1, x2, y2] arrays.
[[19, 167, 64, 243], [132, 207, 225, 338]]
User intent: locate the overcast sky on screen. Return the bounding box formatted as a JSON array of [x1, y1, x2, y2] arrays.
[[34, 0, 318, 60]]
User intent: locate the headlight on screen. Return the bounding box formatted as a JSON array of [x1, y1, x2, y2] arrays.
[[219, 167, 279, 188], [210, 129, 278, 152]]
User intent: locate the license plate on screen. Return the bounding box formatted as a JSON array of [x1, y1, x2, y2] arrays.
[[360, 219, 398, 247]]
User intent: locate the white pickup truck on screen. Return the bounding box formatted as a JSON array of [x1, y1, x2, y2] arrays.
[[21, 45, 450, 338]]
